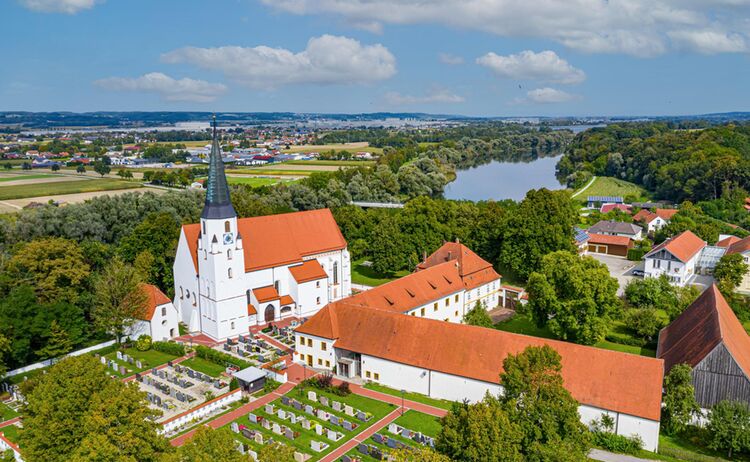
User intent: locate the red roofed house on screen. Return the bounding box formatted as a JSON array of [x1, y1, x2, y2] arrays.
[[633, 208, 679, 233], [129, 284, 180, 341], [658, 285, 750, 410], [643, 230, 706, 286], [294, 302, 664, 451], [600, 203, 632, 214], [725, 235, 750, 294], [587, 233, 634, 257], [173, 121, 351, 340]]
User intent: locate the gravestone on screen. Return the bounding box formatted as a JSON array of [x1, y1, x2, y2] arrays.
[[401, 428, 411, 438], [261, 419, 271, 430], [289, 413, 297, 424], [373, 433, 384, 444], [285, 428, 295, 440], [332, 401, 342, 412], [357, 443, 369, 455], [119, 366, 127, 376], [254, 432, 263, 444], [356, 411, 367, 421], [343, 420, 353, 431], [344, 405, 355, 416], [231, 422, 239, 433], [136, 360, 143, 369], [293, 452, 306, 462], [100, 356, 107, 365], [319, 396, 329, 407], [310, 441, 327, 452], [326, 429, 339, 441], [330, 415, 339, 425], [304, 404, 313, 415], [248, 413, 258, 424], [316, 409, 328, 421], [116, 351, 123, 360], [307, 391, 317, 402], [292, 400, 303, 411], [281, 396, 290, 406], [301, 419, 311, 430], [272, 423, 282, 435], [315, 424, 323, 435], [265, 404, 275, 414], [277, 409, 286, 420], [388, 423, 399, 434]]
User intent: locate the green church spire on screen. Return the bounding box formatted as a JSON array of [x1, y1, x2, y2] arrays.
[[201, 115, 236, 219]]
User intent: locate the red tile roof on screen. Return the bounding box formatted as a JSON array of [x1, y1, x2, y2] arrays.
[[645, 230, 706, 263], [137, 283, 171, 320], [587, 233, 633, 247], [297, 303, 664, 421], [253, 285, 280, 303], [727, 235, 750, 255], [655, 208, 679, 220], [182, 209, 347, 273], [417, 241, 501, 290], [248, 304, 257, 315], [658, 285, 750, 381], [633, 209, 657, 223], [289, 259, 328, 283], [717, 235, 741, 248], [600, 203, 632, 214], [280, 295, 295, 306]]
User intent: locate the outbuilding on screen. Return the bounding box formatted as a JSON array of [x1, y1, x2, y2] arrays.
[[232, 366, 267, 394], [586, 233, 633, 257]]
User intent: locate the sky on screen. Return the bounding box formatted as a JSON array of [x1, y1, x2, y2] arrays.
[[2, 0, 750, 117]]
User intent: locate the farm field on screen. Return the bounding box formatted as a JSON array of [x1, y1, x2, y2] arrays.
[[574, 176, 649, 204], [0, 187, 162, 213], [0, 178, 142, 201], [0, 173, 56, 182], [226, 176, 295, 187], [286, 160, 376, 167], [282, 142, 383, 155], [231, 169, 313, 177]]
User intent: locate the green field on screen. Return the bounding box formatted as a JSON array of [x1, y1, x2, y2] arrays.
[[363, 382, 454, 411], [351, 259, 411, 287], [179, 356, 226, 378], [574, 176, 649, 203], [394, 410, 442, 437], [0, 179, 142, 200], [232, 169, 313, 177], [286, 160, 376, 167], [226, 176, 295, 187], [283, 144, 384, 155], [0, 173, 56, 182]]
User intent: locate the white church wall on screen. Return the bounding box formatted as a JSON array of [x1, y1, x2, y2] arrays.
[[296, 279, 328, 318], [173, 231, 200, 328]]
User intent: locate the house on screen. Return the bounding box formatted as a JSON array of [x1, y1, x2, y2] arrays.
[[294, 303, 664, 451], [587, 196, 623, 208], [643, 230, 706, 286], [172, 119, 351, 341], [716, 234, 741, 249], [633, 208, 679, 233], [586, 233, 634, 257], [657, 285, 750, 410], [600, 203, 632, 214], [725, 236, 750, 293], [129, 284, 180, 341], [588, 220, 643, 240]]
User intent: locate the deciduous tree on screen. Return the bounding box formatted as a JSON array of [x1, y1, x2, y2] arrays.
[[463, 301, 494, 328], [166, 426, 246, 462], [662, 364, 700, 436], [714, 253, 749, 292], [258, 442, 295, 462], [707, 400, 750, 459], [92, 257, 147, 343], [35, 320, 72, 361]]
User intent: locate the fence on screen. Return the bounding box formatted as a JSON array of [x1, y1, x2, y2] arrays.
[[4, 339, 117, 378], [160, 389, 243, 434]]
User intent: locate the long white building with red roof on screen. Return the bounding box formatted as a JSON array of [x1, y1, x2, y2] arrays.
[[173, 120, 351, 340]]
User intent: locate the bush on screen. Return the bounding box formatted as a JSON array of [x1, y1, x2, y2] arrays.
[[627, 248, 645, 261], [263, 378, 281, 394], [592, 431, 643, 455], [152, 341, 186, 356], [604, 332, 648, 347], [335, 381, 351, 396], [135, 335, 152, 351], [195, 345, 251, 370], [229, 377, 239, 391]]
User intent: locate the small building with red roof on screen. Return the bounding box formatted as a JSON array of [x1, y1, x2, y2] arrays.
[[644, 230, 706, 286], [587, 233, 634, 257], [129, 283, 180, 341], [633, 208, 679, 233], [725, 235, 750, 293]]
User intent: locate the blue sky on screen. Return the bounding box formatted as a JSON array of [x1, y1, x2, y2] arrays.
[[2, 0, 750, 117]]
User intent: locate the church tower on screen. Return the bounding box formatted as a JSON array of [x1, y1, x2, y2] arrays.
[[196, 116, 248, 340]]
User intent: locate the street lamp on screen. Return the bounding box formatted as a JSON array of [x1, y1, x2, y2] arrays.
[[400, 389, 405, 415]]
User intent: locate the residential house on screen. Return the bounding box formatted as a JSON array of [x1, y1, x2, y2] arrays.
[[574, 227, 590, 254], [588, 220, 643, 241], [643, 230, 706, 286], [633, 208, 679, 233], [129, 284, 180, 341], [600, 203, 632, 214], [657, 285, 750, 410]]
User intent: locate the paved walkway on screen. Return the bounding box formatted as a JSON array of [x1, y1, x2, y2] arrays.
[[0, 417, 20, 429], [348, 384, 448, 418], [318, 408, 402, 462], [589, 449, 654, 462], [256, 331, 294, 354]]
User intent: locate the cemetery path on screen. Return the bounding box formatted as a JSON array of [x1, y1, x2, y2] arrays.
[[318, 408, 402, 462], [0, 417, 20, 428], [349, 384, 449, 418], [169, 380, 296, 447], [256, 332, 294, 354]]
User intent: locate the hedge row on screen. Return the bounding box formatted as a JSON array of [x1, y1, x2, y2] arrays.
[[152, 341, 186, 356], [593, 431, 643, 455], [195, 345, 252, 370], [627, 248, 646, 261]]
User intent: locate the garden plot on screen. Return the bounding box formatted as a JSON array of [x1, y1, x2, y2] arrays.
[[227, 387, 396, 461], [343, 410, 442, 461], [134, 362, 230, 422]]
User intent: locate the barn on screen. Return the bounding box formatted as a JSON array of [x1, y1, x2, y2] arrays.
[[586, 233, 633, 257], [657, 285, 750, 409]]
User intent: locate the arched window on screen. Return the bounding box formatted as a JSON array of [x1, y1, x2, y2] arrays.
[[227, 249, 232, 260], [224, 221, 230, 233], [192, 292, 197, 306], [161, 306, 166, 317], [333, 261, 338, 285], [180, 287, 184, 299], [228, 268, 233, 279], [246, 289, 251, 303], [202, 221, 206, 234]]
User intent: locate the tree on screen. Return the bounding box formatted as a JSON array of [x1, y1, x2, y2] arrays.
[[0, 334, 9, 377], [117, 168, 133, 179], [0, 450, 14, 462], [714, 253, 749, 292], [526, 251, 621, 345], [463, 301, 493, 328], [92, 257, 148, 343], [51, 163, 60, 172], [2, 163, 11, 170], [662, 364, 700, 436], [623, 308, 664, 341], [76, 164, 86, 174], [391, 447, 452, 462], [93, 160, 111, 177], [167, 426, 246, 462], [258, 442, 295, 462], [706, 400, 750, 459], [499, 189, 578, 280], [118, 212, 181, 290], [19, 355, 169, 462], [3, 237, 91, 304], [499, 345, 591, 461], [436, 398, 523, 462], [370, 216, 408, 274], [35, 320, 72, 361]]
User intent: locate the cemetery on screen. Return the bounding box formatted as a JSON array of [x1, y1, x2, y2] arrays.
[[264, 324, 296, 349], [228, 386, 396, 461], [135, 361, 231, 421], [341, 410, 442, 461], [99, 347, 181, 379], [215, 333, 287, 367], [0, 402, 20, 423]]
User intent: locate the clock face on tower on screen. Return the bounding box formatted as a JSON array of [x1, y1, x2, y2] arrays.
[[223, 233, 234, 245]]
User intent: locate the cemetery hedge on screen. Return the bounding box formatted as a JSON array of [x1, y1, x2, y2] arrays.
[[152, 341, 186, 356], [195, 345, 252, 370]]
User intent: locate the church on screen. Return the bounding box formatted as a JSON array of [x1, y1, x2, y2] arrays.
[[172, 119, 352, 341]]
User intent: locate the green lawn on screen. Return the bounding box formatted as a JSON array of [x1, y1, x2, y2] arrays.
[[0, 178, 141, 200], [179, 356, 226, 378], [226, 176, 295, 187], [0, 173, 56, 182], [363, 382, 454, 411], [351, 259, 411, 287], [0, 423, 20, 445], [0, 403, 19, 422], [659, 432, 740, 461], [575, 176, 649, 204], [394, 410, 442, 437], [102, 347, 179, 378], [494, 314, 656, 357]]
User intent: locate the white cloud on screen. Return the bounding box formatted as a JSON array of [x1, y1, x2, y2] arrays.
[[668, 29, 748, 54], [439, 53, 464, 65], [477, 50, 585, 85], [384, 88, 465, 105], [19, 0, 98, 14], [260, 0, 750, 56], [162, 35, 396, 90], [94, 72, 227, 103], [522, 87, 577, 104]]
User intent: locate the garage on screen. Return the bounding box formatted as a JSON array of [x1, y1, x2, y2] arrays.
[[587, 233, 633, 257]]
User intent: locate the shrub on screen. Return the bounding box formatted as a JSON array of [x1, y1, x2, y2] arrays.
[[229, 377, 239, 391], [152, 341, 186, 356], [195, 345, 251, 370], [604, 332, 648, 347], [335, 381, 351, 396], [627, 248, 645, 261], [592, 431, 643, 455], [135, 335, 152, 351], [263, 378, 281, 394]]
